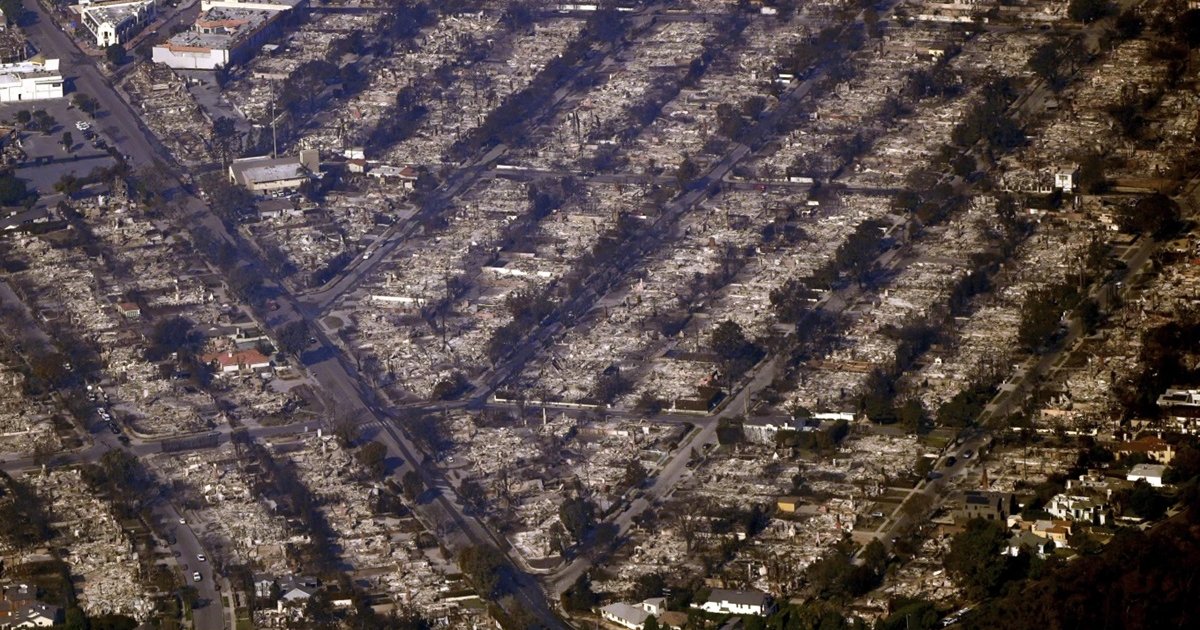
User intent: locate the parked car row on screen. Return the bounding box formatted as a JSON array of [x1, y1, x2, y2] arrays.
[[94, 405, 121, 435]]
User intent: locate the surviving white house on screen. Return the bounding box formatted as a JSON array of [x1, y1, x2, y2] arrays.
[[692, 588, 774, 616], [1007, 530, 1052, 558], [1046, 493, 1111, 525], [1053, 164, 1079, 193], [1127, 463, 1167, 488], [278, 576, 319, 602], [743, 412, 854, 444], [599, 597, 665, 629]]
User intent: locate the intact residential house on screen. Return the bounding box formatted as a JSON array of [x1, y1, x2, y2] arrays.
[[692, 589, 774, 616], [0, 584, 63, 628], [1007, 530, 1052, 557], [743, 412, 853, 444], [256, 197, 300, 219], [202, 348, 271, 374], [367, 165, 420, 189], [253, 574, 276, 599], [228, 150, 320, 194], [278, 576, 319, 602], [1046, 493, 1111, 525], [10, 603, 60, 628], [229, 324, 270, 346], [1031, 519, 1072, 547], [599, 597, 665, 629], [744, 416, 802, 444], [954, 490, 1016, 523], [116, 301, 141, 319], [1113, 435, 1175, 464], [343, 147, 367, 173], [1127, 463, 1167, 487], [1066, 470, 1127, 496], [600, 602, 647, 629], [1154, 388, 1200, 432], [1053, 164, 1079, 193], [0, 603, 61, 628]]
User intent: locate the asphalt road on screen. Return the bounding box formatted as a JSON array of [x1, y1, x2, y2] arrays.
[[548, 419, 718, 594], [20, 1, 161, 171], [859, 229, 1161, 558], [299, 143, 509, 313], [12, 2, 229, 627], [531, 9, 908, 591], [154, 500, 224, 623], [855, 7, 1172, 551], [0, 405, 228, 628], [5, 0, 1124, 625], [1, 276, 226, 630]]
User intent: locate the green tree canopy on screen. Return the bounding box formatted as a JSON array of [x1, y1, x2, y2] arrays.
[[145, 316, 203, 361], [356, 441, 388, 480], [0, 172, 31, 206], [944, 518, 1011, 599], [559, 496, 597, 544], [1118, 192, 1182, 240], [457, 545, 506, 599], [400, 469, 424, 501], [1067, 0, 1110, 23], [275, 320, 310, 357], [105, 44, 125, 66], [561, 574, 599, 612]]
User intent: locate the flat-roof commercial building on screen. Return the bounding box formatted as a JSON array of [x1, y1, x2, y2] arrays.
[[151, 0, 303, 70], [228, 149, 320, 194], [0, 57, 64, 102]]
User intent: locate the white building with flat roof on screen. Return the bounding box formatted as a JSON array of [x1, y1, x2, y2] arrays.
[[0, 57, 64, 102], [152, 0, 303, 69]]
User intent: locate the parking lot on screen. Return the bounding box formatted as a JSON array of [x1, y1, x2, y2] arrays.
[[0, 98, 118, 197]]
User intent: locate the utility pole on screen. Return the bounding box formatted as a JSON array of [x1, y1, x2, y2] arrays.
[[269, 81, 279, 158]]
